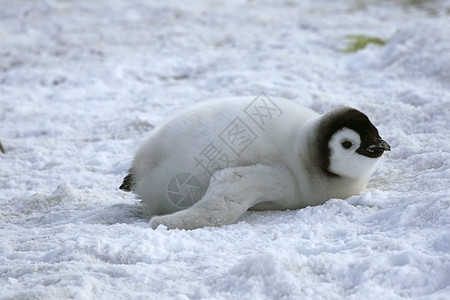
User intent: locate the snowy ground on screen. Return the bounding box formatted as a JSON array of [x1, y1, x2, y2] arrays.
[[1, 0, 449, 299]]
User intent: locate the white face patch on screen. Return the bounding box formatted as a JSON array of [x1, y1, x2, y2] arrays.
[[328, 128, 380, 179]]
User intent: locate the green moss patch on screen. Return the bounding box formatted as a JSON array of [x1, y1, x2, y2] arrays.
[[344, 35, 387, 53]]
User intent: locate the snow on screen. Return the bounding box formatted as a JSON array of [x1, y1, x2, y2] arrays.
[[1, 0, 449, 299]]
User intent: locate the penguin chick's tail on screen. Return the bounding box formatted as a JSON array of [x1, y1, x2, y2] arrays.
[[120, 171, 134, 191]]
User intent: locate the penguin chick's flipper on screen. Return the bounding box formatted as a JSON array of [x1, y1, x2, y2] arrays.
[[150, 164, 297, 230], [120, 171, 135, 191]]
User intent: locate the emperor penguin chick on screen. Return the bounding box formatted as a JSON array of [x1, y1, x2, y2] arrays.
[[120, 96, 390, 229]]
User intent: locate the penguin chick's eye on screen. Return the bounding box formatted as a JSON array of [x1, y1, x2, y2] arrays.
[[341, 141, 353, 149]]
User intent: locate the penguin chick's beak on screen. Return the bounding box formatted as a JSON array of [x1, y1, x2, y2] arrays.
[[376, 139, 391, 151], [357, 138, 391, 158]]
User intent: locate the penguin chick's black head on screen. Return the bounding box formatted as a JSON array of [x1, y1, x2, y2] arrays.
[[316, 107, 390, 175]]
